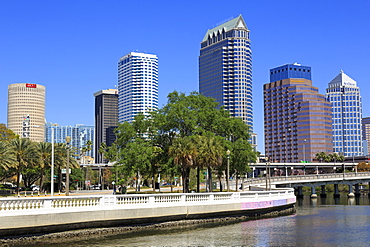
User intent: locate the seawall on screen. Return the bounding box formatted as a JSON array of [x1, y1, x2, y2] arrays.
[[0, 190, 296, 237]]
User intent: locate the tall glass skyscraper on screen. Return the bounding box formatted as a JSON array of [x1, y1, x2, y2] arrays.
[[326, 71, 363, 157], [264, 63, 333, 163], [45, 123, 95, 158], [199, 15, 253, 131], [118, 52, 159, 123]]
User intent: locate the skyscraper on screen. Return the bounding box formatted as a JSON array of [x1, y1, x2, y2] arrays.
[[118, 52, 159, 123], [362, 117, 370, 156], [199, 15, 253, 131], [326, 71, 363, 157], [45, 123, 95, 159], [94, 89, 118, 163], [264, 63, 333, 163], [7, 83, 45, 142]]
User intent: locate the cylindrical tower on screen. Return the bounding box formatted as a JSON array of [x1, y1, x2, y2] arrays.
[[7, 83, 46, 142]]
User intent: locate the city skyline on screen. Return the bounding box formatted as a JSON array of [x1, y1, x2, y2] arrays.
[[1, 1, 369, 153]]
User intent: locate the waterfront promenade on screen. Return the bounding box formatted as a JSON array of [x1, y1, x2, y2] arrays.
[[0, 189, 295, 237]]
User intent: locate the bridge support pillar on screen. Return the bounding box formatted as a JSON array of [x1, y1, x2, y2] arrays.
[[354, 184, 361, 197], [297, 186, 304, 198], [348, 184, 355, 198], [310, 187, 317, 198], [320, 185, 327, 198], [334, 184, 340, 198]]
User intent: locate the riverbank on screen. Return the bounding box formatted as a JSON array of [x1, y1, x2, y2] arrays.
[[0, 206, 295, 246]]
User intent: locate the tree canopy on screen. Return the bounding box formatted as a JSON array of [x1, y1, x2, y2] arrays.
[[108, 91, 258, 192]]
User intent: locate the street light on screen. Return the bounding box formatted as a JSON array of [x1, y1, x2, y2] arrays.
[[226, 150, 230, 192], [265, 157, 269, 191], [303, 139, 307, 163], [34, 125, 55, 196], [51, 127, 55, 196], [65, 136, 71, 196], [158, 167, 161, 192]]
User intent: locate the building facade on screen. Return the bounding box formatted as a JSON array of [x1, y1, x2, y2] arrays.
[[362, 117, 370, 156], [264, 63, 333, 163], [94, 89, 118, 163], [118, 52, 159, 123], [326, 71, 363, 157], [199, 15, 253, 131], [45, 123, 95, 159], [7, 83, 45, 142]]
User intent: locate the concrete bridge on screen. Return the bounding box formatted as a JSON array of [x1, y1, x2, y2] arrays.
[[246, 172, 370, 198]]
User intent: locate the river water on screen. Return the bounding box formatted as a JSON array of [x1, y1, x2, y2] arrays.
[[43, 193, 370, 246]]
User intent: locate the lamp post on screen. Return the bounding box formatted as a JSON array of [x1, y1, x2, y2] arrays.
[[226, 150, 230, 192], [265, 157, 269, 191], [65, 136, 71, 196], [158, 167, 161, 192], [303, 139, 307, 163], [51, 127, 55, 196]]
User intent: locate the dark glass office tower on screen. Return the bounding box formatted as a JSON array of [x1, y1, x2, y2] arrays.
[[199, 15, 253, 131], [94, 89, 118, 163]]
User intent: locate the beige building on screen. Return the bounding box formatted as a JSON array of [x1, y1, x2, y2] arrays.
[[7, 83, 46, 142]]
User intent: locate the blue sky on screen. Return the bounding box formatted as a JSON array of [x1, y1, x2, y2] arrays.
[[1, 1, 369, 152]]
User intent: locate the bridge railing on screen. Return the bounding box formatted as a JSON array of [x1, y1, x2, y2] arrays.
[[0, 190, 295, 215], [247, 172, 370, 184]]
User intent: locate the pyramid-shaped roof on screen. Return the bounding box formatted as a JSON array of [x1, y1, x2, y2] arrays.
[[202, 15, 248, 42], [328, 70, 357, 88]]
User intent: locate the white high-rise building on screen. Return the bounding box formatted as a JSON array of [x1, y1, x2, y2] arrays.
[[7, 83, 45, 142], [118, 52, 158, 123], [326, 70, 363, 157]]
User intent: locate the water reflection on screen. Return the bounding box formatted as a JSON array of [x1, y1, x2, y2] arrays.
[[37, 193, 370, 246]]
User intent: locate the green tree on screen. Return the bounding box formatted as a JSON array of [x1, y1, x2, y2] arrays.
[[169, 136, 197, 193], [0, 140, 15, 170], [230, 138, 256, 191], [193, 133, 224, 192], [108, 91, 257, 193], [114, 114, 156, 191], [36, 142, 51, 191], [53, 143, 79, 191], [9, 138, 37, 192], [0, 124, 17, 141], [81, 140, 93, 163], [98, 142, 107, 163], [315, 152, 327, 162]]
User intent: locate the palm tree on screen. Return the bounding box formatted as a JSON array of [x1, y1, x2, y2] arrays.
[[193, 134, 224, 192], [315, 152, 327, 163], [0, 140, 15, 170], [98, 142, 107, 163], [169, 136, 197, 193], [54, 143, 79, 191], [81, 140, 93, 164], [36, 142, 51, 191], [9, 138, 37, 192]]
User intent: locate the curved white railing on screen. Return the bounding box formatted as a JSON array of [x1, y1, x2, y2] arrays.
[[0, 190, 295, 214]]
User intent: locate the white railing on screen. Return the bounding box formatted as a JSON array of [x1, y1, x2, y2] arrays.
[[0, 190, 295, 214]]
